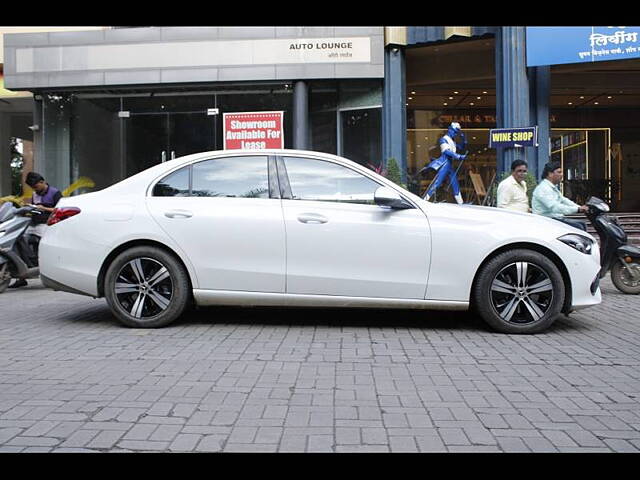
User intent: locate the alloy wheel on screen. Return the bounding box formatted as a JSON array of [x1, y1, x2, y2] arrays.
[[490, 261, 554, 325], [114, 257, 173, 319], [618, 262, 640, 288]]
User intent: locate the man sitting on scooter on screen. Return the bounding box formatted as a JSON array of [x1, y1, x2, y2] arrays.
[[8, 172, 62, 289], [532, 161, 588, 231]]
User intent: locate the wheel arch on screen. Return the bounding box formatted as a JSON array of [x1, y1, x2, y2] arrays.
[[97, 239, 194, 298], [470, 242, 573, 314]]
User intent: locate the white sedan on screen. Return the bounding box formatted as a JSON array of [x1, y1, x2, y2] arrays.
[[39, 149, 602, 333]]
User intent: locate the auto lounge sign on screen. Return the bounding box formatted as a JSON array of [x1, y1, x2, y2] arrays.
[[223, 111, 284, 150]]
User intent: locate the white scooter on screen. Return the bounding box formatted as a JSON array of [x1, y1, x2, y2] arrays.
[[0, 202, 44, 293]]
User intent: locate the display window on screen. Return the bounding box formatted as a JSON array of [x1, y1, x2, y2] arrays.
[[405, 39, 640, 211], [40, 79, 382, 192]]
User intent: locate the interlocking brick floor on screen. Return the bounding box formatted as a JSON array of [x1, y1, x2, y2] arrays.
[[1, 277, 639, 452]]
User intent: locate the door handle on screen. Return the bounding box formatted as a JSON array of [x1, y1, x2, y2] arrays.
[[297, 213, 328, 224], [164, 209, 193, 219]]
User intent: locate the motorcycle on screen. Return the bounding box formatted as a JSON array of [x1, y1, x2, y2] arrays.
[[0, 202, 44, 293], [585, 196, 640, 294]]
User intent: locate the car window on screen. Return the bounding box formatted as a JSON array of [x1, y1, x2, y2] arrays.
[[192, 156, 269, 198], [283, 156, 381, 204], [153, 166, 190, 197]]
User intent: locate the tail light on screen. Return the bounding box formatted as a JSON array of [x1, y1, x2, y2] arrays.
[[47, 207, 81, 226]]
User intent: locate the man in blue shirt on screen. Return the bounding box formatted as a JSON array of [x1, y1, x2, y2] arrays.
[[532, 161, 588, 231]]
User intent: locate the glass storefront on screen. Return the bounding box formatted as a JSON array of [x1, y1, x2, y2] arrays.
[[405, 37, 497, 202], [42, 79, 383, 192], [405, 39, 640, 211]]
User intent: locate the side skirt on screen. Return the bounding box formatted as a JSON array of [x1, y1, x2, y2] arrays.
[[193, 289, 469, 310]]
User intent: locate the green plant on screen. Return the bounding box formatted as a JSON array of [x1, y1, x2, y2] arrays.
[[385, 157, 408, 190], [10, 138, 23, 196]]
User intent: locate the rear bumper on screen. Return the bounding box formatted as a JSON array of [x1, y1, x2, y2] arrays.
[[41, 273, 97, 298]]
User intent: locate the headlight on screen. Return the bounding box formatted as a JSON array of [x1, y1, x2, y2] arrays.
[[558, 234, 594, 254]]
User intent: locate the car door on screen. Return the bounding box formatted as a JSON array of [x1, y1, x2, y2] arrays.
[[277, 155, 431, 299], [145, 155, 286, 293]]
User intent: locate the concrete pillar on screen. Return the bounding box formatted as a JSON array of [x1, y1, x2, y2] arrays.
[[530, 65, 551, 180], [0, 113, 10, 196], [496, 27, 531, 175], [383, 45, 407, 181], [293, 81, 309, 150]]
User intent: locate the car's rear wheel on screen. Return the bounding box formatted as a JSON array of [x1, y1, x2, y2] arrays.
[[104, 246, 190, 328], [473, 249, 565, 334]]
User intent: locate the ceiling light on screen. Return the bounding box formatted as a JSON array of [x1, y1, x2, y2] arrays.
[[477, 97, 481, 100], [408, 97, 413, 100], [449, 97, 454, 100], [482, 91, 488, 94], [470, 102, 475, 106], [568, 102, 573, 105], [454, 91, 459, 94], [443, 102, 448, 106], [411, 91, 416, 95], [607, 96, 612, 99], [580, 96, 585, 99], [594, 102, 599, 105]]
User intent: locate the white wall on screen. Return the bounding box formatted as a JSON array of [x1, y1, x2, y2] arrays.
[[0, 27, 107, 63]]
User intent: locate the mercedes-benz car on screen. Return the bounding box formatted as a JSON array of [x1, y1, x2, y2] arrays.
[[39, 149, 602, 333]]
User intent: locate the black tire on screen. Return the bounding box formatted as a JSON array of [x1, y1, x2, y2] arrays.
[[0, 263, 10, 294], [473, 249, 565, 334], [104, 246, 191, 328], [611, 261, 640, 294]]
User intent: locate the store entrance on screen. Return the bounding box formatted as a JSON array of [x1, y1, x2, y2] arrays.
[[122, 93, 219, 177], [125, 111, 216, 177]]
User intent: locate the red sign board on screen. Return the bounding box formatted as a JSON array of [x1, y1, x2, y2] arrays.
[[223, 111, 284, 150]]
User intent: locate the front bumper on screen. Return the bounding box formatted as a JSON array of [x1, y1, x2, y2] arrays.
[[564, 240, 602, 311]]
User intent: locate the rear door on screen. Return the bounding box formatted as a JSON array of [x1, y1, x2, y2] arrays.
[[146, 155, 286, 292]]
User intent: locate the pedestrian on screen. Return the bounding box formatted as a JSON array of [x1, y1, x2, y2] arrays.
[[8, 172, 62, 289], [497, 159, 530, 213], [531, 161, 588, 231]]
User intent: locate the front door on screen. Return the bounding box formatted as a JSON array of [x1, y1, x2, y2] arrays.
[[278, 155, 431, 299]]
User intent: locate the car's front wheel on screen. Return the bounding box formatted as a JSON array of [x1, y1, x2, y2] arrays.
[[473, 249, 565, 334], [104, 246, 190, 328]]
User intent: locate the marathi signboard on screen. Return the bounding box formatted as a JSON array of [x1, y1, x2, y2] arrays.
[[489, 127, 538, 148], [526, 26, 640, 67], [223, 111, 284, 150]]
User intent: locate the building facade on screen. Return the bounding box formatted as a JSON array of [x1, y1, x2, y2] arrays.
[[2, 26, 639, 212]]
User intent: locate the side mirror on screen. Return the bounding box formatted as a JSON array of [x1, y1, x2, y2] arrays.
[[374, 187, 413, 210]]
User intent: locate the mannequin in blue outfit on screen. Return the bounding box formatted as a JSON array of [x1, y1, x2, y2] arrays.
[[423, 122, 467, 204]]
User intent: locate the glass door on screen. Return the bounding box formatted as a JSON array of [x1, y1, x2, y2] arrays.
[[169, 112, 216, 159], [338, 107, 382, 168], [125, 113, 170, 177], [123, 94, 217, 177], [550, 128, 611, 206]]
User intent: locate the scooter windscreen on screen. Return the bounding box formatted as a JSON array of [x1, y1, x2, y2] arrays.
[[586, 196, 610, 213], [0, 202, 15, 223]]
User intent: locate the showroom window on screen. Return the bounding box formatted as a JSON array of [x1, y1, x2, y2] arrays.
[[283, 156, 381, 204], [191, 156, 269, 198]]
